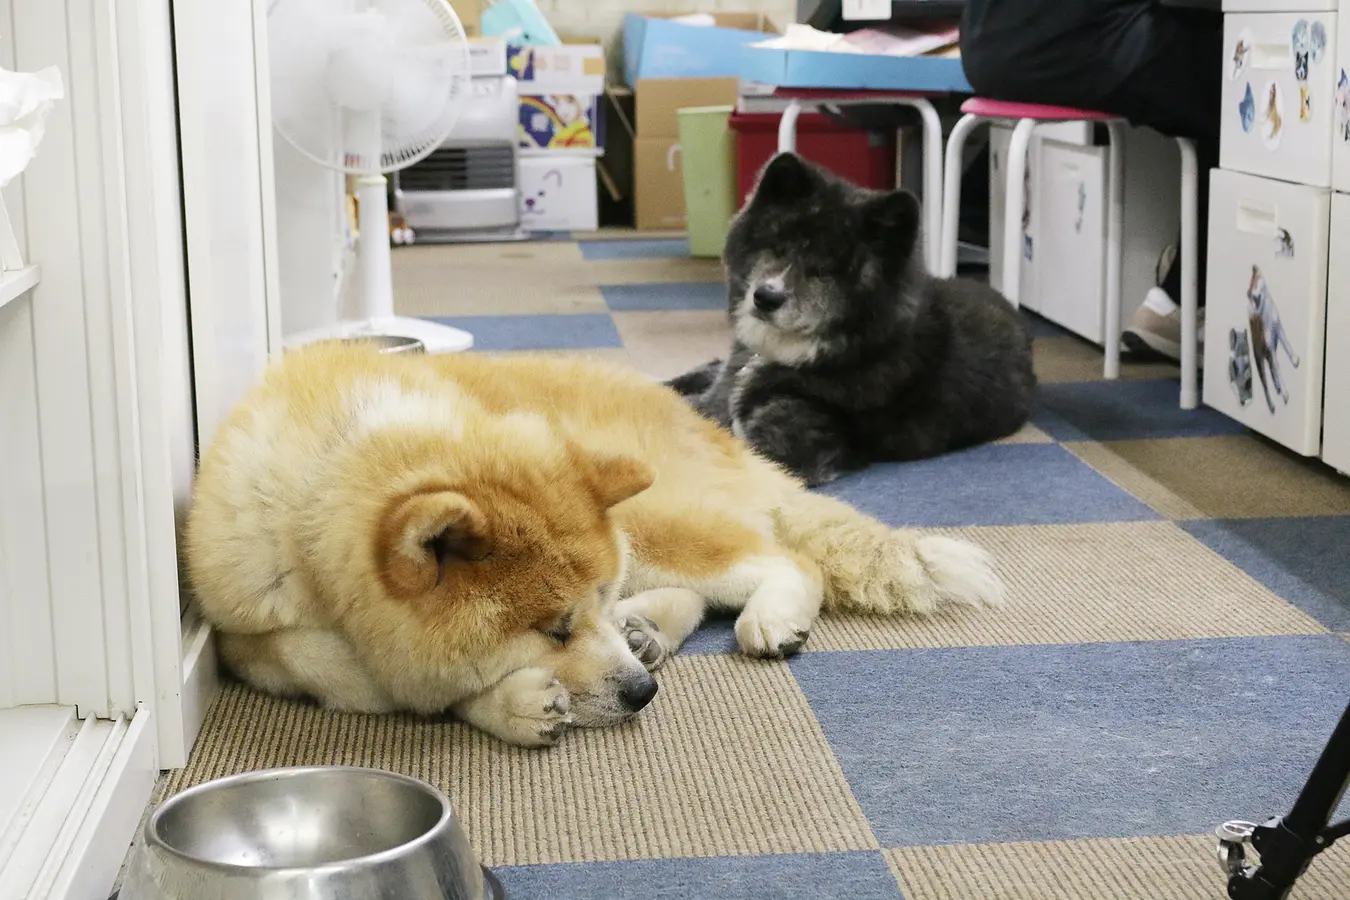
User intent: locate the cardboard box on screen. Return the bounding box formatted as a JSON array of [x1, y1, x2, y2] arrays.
[[636, 76, 739, 139], [623, 13, 776, 86], [507, 43, 605, 94], [518, 93, 604, 151], [519, 153, 598, 232], [634, 137, 687, 230], [630, 77, 738, 229], [458, 0, 481, 37]]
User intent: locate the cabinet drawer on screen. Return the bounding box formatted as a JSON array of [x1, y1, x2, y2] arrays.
[[1036, 140, 1106, 343], [1204, 169, 1329, 455], [1323, 191, 1350, 473], [1221, 12, 1338, 187]]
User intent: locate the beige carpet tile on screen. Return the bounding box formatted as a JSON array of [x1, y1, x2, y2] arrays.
[[1066, 436, 1350, 520], [393, 267, 608, 317], [1034, 335, 1182, 384], [394, 241, 584, 267], [585, 257, 725, 285], [804, 521, 1326, 652], [995, 422, 1056, 445], [886, 834, 1350, 900], [490, 348, 638, 369], [159, 654, 877, 867], [611, 310, 731, 381], [582, 228, 687, 241]]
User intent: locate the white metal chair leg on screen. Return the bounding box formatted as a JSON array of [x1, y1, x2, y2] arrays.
[[1178, 137, 1199, 409], [940, 113, 982, 278], [1103, 120, 1125, 380], [1001, 117, 1036, 308], [907, 98, 944, 274], [777, 99, 803, 153]]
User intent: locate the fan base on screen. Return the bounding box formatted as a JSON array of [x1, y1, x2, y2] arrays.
[[284, 316, 474, 354]]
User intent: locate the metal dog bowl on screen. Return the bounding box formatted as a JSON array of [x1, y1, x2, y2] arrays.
[[118, 766, 503, 900], [350, 334, 426, 354]]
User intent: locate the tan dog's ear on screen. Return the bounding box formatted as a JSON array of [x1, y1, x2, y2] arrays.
[[378, 491, 491, 598], [572, 446, 654, 509]]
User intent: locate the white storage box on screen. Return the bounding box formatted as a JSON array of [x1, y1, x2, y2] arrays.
[[517, 153, 598, 232], [1322, 191, 1350, 473], [988, 124, 1179, 344], [1221, 12, 1338, 187], [988, 124, 1040, 309], [1332, 12, 1350, 191], [1203, 169, 1329, 455], [1224, 0, 1337, 11]]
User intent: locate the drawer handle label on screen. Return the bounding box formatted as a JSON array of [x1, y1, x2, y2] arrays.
[[1236, 201, 1278, 236], [1252, 42, 1291, 70]]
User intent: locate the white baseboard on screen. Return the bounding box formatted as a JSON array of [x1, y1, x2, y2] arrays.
[[163, 610, 218, 771], [0, 708, 156, 900]]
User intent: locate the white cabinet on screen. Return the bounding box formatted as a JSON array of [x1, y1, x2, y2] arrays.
[[1035, 140, 1106, 341], [988, 124, 1040, 310], [1221, 12, 1339, 188], [988, 124, 1179, 344], [1204, 169, 1329, 455], [1322, 192, 1350, 473], [1332, 10, 1350, 192]]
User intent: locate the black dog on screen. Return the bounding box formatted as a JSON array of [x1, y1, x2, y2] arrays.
[[668, 153, 1036, 487]]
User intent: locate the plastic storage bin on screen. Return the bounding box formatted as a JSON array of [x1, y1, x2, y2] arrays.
[[1322, 191, 1350, 473], [677, 105, 738, 258], [1221, 11, 1339, 187], [729, 111, 895, 206], [1203, 168, 1329, 455], [1332, 11, 1350, 192]]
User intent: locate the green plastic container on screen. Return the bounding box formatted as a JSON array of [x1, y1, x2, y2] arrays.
[[677, 104, 737, 258]]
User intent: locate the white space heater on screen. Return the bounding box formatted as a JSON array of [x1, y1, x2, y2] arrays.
[[393, 38, 523, 242]]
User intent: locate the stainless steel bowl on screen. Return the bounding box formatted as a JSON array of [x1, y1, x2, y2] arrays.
[[118, 766, 501, 900], [352, 334, 426, 354]]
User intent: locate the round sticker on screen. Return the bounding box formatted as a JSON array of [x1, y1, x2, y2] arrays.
[[1311, 21, 1327, 64], [1239, 82, 1256, 133], [1230, 28, 1253, 81], [1292, 19, 1310, 56], [1261, 79, 1285, 149]]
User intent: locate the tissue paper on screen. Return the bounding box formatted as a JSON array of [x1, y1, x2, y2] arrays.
[[0, 63, 64, 187]]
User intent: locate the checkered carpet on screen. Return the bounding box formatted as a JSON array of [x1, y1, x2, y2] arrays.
[[161, 235, 1350, 899]]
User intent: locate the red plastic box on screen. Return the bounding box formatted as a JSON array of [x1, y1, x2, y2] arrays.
[[729, 111, 897, 205]]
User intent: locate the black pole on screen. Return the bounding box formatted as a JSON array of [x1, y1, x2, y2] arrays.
[[1227, 702, 1350, 900]]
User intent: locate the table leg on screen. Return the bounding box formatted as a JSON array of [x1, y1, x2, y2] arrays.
[[777, 99, 803, 154]]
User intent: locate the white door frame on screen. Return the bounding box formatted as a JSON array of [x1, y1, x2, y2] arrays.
[[1, 0, 283, 895]]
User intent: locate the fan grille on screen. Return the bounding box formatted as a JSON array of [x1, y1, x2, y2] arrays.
[[269, 0, 473, 175]]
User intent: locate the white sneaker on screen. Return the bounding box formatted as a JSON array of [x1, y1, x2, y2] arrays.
[[1121, 287, 1204, 363]]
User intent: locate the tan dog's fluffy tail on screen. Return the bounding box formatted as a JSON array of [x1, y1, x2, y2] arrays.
[[771, 490, 1004, 615]]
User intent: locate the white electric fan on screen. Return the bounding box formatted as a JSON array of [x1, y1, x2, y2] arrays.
[[269, 0, 475, 353]]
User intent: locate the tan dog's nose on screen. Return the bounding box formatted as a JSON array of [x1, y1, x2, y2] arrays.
[[619, 673, 658, 713]]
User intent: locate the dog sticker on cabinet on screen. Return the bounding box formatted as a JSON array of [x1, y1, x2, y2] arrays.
[[1246, 264, 1301, 413]]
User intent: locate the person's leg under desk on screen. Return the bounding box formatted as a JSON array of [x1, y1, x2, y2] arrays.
[[1101, 8, 1222, 359]]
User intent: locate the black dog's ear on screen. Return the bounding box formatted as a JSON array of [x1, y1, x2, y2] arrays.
[[752, 152, 820, 206], [859, 189, 922, 248]]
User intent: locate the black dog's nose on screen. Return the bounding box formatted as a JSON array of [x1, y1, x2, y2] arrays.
[[753, 285, 787, 313], [619, 673, 659, 712]]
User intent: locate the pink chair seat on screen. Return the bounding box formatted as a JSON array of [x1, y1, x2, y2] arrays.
[[960, 97, 1120, 122]]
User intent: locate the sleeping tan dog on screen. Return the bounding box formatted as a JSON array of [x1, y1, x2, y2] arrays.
[[185, 343, 1003, 747]]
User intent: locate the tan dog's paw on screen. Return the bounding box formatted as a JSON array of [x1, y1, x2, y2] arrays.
[[619, 614, 674, 672], [734, 607, 810, 659], [459, 667, 573, 748]]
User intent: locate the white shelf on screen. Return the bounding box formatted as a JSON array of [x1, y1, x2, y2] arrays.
[[0, 264, 40, 313]]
